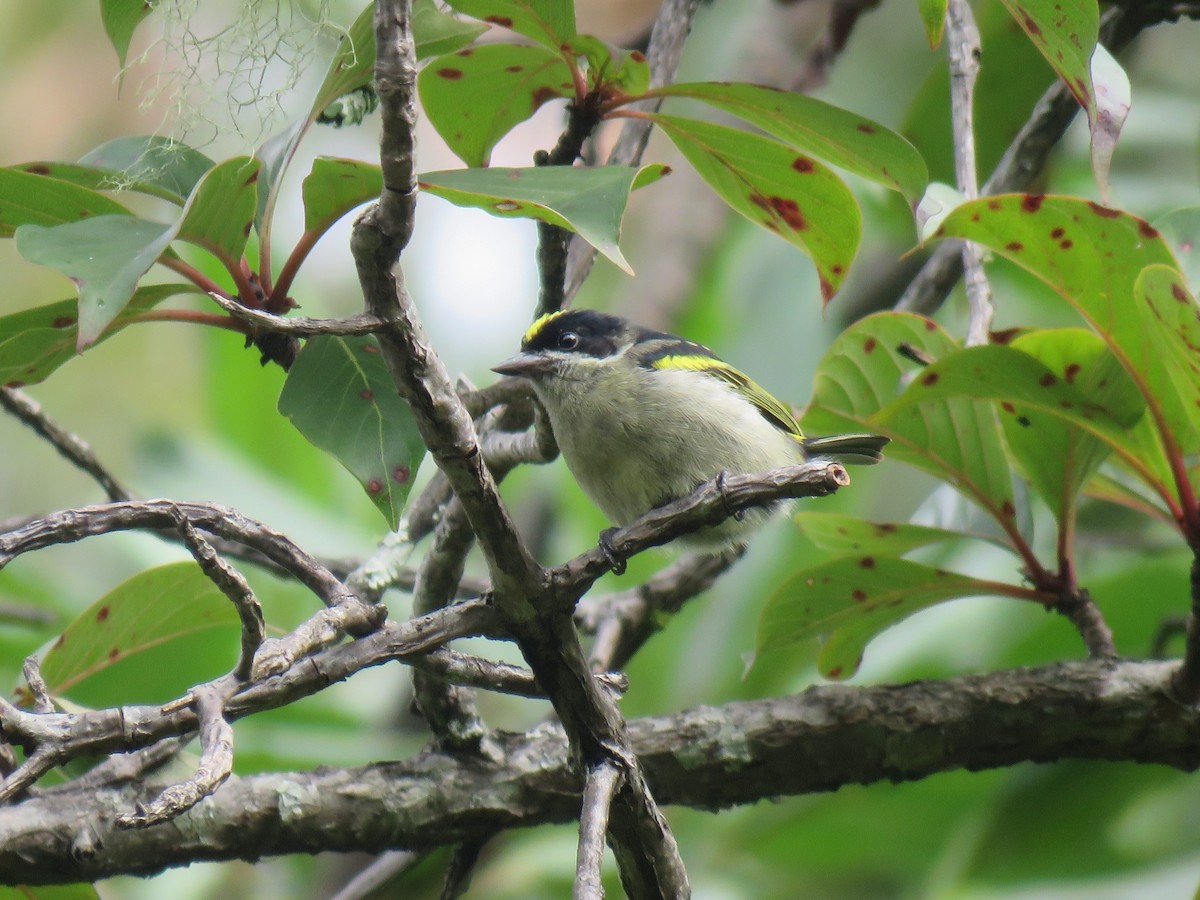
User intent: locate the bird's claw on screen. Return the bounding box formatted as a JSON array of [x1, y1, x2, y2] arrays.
[[716, 470, 744, 521], [599, 527, 627, 575]]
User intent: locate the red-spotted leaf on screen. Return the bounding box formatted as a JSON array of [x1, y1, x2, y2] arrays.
[[15, 216, 176, 350], [176, 157, 260, 270], [1134, 265, 1200, 443], [414, 0, 489, 60], [444, 0, 576, 51], [0, 167, 130, 237], [792, 511, 1008, 555], [652, 82, 928, 201], [918, 0, 948, 47], [100, 0, 154, 69], [302, 157, 383, 234], [933, 196, 1198, 491], [76, 135, 216, 204], [0, 284, 201, 387], [419, 44, 574, 167], [758, 556, 1030, 679], [650, 114, 861, 303], [33, 562, 238, 707], [278, 336, 426, 529], [803, 312, 1018, 534], [419, 164, 669, 274]]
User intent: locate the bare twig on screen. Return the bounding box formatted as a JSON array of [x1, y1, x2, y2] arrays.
[[792, 0, 883, 92], [207, 292, 395, 336], [0, 386, 129, 501], [21, 656, 53, 714], [440, 836, 490, 900], [331, 850, 426, 900], [575, 760, 622, 900]]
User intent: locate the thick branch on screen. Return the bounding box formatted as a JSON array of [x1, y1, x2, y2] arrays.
[[2, 660, 1193, 884]]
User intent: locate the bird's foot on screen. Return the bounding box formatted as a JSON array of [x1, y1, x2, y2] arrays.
[[716, 470, 744, 521], [599, 527, 627, 575]]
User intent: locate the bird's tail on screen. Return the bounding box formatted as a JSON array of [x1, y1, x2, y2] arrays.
[[802, 433, 890, 465]]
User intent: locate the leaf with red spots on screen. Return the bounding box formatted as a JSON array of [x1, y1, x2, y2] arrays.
[[651, 82, 928, 200], [757, 556, 1029, 679], [419, 164, 669, 274], [32, 563, 239, 707], [935, 196, 1199, 510], [0, 285, 200, 386], [0, 167, 130, 238], [301, 157, 383, 235], [278, 336, 426, 529], [444, 0, 576, 51], [917, 0, 948, 48], [175, 157, 261, 271], [1134, 265, 1200, 446], [793, 511, 1011, 555], [413, 0, 489, 60], [803, 312, 1018, 538], [649, 114, 860, 303], [419, 44, 574, 167]]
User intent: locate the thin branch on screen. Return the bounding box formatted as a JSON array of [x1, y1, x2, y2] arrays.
[[945, 0, 992, 346], [330, 850, 426, 900], [0, 387, 130, 501], [575, 760, 622, 900], [440, 836, 489, 900], [207, 291, 393, 336], [1170, 555, 1200, 702]]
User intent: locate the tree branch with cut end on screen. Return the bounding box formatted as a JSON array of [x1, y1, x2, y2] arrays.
[[575, 760, 622, 899]]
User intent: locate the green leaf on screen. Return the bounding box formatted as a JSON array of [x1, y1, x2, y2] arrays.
[[15, 216, 176, 350], [792, 511, 1004, 555], [650, 114, 861, 303], [302, 157, 384, 234], [933, 196, 1198, 480], [0, 284, 200, 387], [34, 562, 237, 705], [444, 0, 576, 51], [100, 0, 154, 69], [77, 135, 217, 203], [419, 164, 669, 274], [176, 156, 261, 269], [917, 0, 948, 47], [1153, 207, 1200, 296], [999, 0, 1098, 112], [653, 82, 928, 200], [278, 336, 427, 529], [0, 167, 130, 237], [758, 556, 1026, 679], [414, 0, 489, 60], [419, 44, 574, 167], [803, 312, 1018, 532], [1133, 265, 1200, 444]]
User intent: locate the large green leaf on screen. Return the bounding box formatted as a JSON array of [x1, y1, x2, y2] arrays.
[[15, 216, 176, 350], [792, 511, 1007, 556], [301, 157, 384, 234], [278, 336, 427, 529], [76, 135, 217, 203], [443, 0, 576, 51], [0, 284, 201, 387], [414, 0, 489, 59], [758, 556, 1030, 679], [418, 44, 574, 167], [175, 156, 261, 269], [934, 196, 1198, 475], [34, 562, 238, 706], [0, 167, 130, 237], [419, 164, 668, 274], [651, 114, 861, 303], [652, 82, 928, 201], [803, 312, 1018, 533]]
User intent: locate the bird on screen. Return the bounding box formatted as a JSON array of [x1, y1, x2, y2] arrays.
[[492, 308, 888, 552]]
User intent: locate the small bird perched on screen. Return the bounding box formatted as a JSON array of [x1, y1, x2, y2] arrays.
[[492, 309, 888, 550]]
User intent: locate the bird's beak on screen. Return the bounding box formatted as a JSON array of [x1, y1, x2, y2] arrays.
[[492, 352, 554, 377]]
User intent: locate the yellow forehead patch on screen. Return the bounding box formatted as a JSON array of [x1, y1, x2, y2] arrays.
[[523, 310, 568, 345]]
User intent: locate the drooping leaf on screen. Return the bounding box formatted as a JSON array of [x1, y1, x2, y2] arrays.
[[278, 336, 427, 529], [792, 511, 1007, 555], [100, 0, 154, 69], [419, 164, 669, 273], [803, 312, 1018, 534], [650, 114, 861, 304], [0, 167, 130, 237], [758, 556, 1029, 679], [76, 135, 217, 203], [443, 0, 576, 51], [1087, 44, 1130, 203], [34, 562, 238, 705], [175, 157, 261, 270], [419, 44, 574, 167], [15, 216, 176, 350], [0, 285, 201, 387], [413, 0, 489, 60], [301, 157, 384, 234], [652, 82, 928, 200], [917, 0, 948, 47]]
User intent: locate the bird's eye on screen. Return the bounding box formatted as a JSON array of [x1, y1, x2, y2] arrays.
[[558, 331, 580, 350]]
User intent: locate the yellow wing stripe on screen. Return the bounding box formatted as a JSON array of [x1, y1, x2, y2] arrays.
[[649, 354, 804, 439]]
